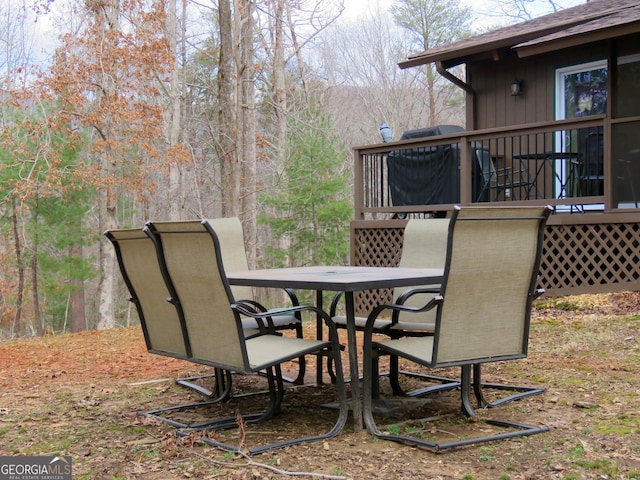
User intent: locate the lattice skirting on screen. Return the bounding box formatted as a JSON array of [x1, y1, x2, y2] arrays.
[[352, 222, 640, 314]]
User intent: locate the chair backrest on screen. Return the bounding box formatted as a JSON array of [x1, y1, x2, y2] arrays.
[[581, 129, 604, 179], [105, 228, 190, 358], [474, 148, 496, 185], [144, 220, 250, 372], [474, 148, 498, 202], [432, 205, 552, 366], [206, 217, 253, 301], [394, 219, 449, 325]]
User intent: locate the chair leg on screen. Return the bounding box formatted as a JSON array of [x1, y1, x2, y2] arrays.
[[176, 368, 233, 401], [363, 356, 549, 451], [389, 355, 402, 395], [198, 348, 349, 455], [472, 363, 546, 408], [386, 354, 460, 397], [146, 367, 278, 430], [160, 365, 284, 435], [292, 323, 307, 385]]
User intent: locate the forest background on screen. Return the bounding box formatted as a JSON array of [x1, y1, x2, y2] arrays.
[[0, 0, 583, 338]]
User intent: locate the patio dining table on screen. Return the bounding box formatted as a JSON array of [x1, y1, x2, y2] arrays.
[[226, 265, 444, 431], [513, 151, 580, 199]]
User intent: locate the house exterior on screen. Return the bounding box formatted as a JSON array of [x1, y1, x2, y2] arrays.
[[351, 0, 640, 308]]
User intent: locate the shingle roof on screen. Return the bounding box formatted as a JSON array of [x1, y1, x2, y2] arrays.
[[399, 0, 640, 69]]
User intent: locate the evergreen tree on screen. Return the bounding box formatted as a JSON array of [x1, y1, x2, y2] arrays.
[[0, 105, 95, 336], [260, 104, 353, 271]]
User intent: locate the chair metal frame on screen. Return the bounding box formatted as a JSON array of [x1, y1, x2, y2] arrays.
[[475, 148, 533, 202], [329, 219, 459, 397], [142, 219, 348, 455], [197, 217, 306, 385], [106, 228, 235, 405], [578, 129, 604, 197], [362, 205, 553, 451]]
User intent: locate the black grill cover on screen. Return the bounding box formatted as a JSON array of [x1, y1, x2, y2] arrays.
[[387, 125, 482, 206]]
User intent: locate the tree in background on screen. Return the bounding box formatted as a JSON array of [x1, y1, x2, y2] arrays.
[[391, 0, 472, 126], [259, 104, 352, 280], [318, 5, 436, 146], [45, 0, 189, 329], [254, 0, 344, 271], [487, 0, 584, 21], [0, 0, 585, 337], [0, 102, 95, 336]]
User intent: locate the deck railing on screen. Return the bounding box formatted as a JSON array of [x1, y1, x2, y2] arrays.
[[350, 114, 640, 298], [354, 116, 612, 219]]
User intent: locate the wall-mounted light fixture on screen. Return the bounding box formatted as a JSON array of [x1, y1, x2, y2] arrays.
[[511, 80, 522, 96]]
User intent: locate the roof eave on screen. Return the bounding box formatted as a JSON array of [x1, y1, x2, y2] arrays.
[[515, 21, 640, 58], [398, 26, 574, 69], [398, 2, 633, 70]]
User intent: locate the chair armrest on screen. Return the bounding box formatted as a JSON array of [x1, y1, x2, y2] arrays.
[[283, 288, 301, 319], [233, 299, 273, 333], [364, 295, 443, 337], [233, 302, 344, 344], [283, 288, 300, 306], [394, 286, 441, 305], [389, 287, 441, 328]]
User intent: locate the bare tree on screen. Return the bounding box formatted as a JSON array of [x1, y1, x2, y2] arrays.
[[165, 0, 187, 220], [318, 5, 458, 146], [217, 0, 241, 217], [0, 0, 40, 90], [239, 0, 257, 259], [0, 0, 42, 337], [484, 0, 586, 22], [391, 0, 473, 126], [45, 0, 175, 329]]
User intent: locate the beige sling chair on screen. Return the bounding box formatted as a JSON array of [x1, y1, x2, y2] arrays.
[[106, 228, 235, 403], [329, 219, 459, 397], [361, 205, 552, 451], [179, 217, 306, 387], [143, 219, 348, 455], [333, 216, 547, 405]]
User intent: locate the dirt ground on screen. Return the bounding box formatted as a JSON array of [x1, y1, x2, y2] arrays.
[[1, 292, 639, 480]]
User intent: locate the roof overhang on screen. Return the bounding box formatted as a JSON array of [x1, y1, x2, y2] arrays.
[[515, 14, 640, 58], [398, 0, 640, 70]]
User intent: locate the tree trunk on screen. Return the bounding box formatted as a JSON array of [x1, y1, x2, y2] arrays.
[[11, 197, 23, 337], [70, 244, 86, 332], [273, 1, 290, 270], [166, 0, 184, 220], [31, 253, 41, 335], [96, 3, 120, 330], [31, 201, 42, 336], [239, 0, 257, 265], [427, 63, 437, 125], [97, 193, 117, 330], [218, 0, 241, 217]]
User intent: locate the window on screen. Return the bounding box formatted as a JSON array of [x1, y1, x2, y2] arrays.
[[555, 61, 607, 210], [556, 60, 608, 121]]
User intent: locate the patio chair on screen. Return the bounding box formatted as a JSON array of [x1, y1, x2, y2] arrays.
[[329, 219, 458, 396], [475, 149, 533, 202], [616, 156, 639, 208], [188, 217, 306, 386], [143, 219, 348, 455], [383, 218, 547, 406], [362, 205, 552, 451], [105, 228, 233, 402], [578, 129, 604, 196]]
